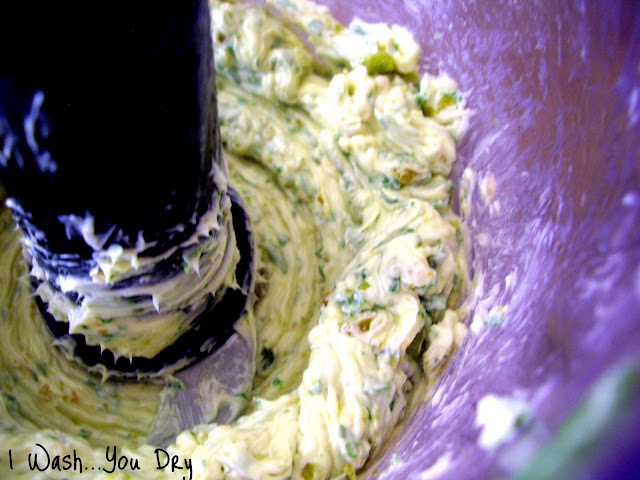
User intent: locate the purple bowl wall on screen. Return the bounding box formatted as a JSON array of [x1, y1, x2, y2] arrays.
[[315, 1, 640, 479]]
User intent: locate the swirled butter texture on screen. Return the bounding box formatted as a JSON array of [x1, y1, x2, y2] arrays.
[[0, 1, 469, 478]]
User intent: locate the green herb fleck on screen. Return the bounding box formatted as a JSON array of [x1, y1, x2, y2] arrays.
[[37, 362, 48, 376], [337, 290, 363, 316], [438, 90, 459, 109], [259, 244, 288, 273], [382, 176, 402, 190], [167, 380, 185, 389], [345, 442, 359, 459], [374, 381, 392, 392], [407, 322, 429, 360], [364, 52, 395, 75], [318, 263, 326, 281], [86, 379, 99, 390], [277, 234, 290, 246]]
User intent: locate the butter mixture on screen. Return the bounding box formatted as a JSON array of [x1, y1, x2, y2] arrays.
[[0, 0, 468, 478]]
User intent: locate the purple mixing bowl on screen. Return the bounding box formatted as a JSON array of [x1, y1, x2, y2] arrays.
[[316, 1, 640, 479]]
